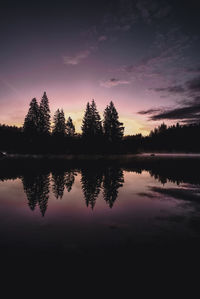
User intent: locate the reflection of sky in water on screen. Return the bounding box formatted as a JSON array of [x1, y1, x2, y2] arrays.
[[0, 169, 200, 256]]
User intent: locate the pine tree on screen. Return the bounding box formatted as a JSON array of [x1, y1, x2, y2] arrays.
[[23, 98, 40, 135], [81, 102, 92, 137], [81, 100, 102, 138], [66, 117, 75, 137], [90, 100, 102, 136], [52, 109, 66, 136], [103, 101, 124, 142], [39, 92, 51, 135]]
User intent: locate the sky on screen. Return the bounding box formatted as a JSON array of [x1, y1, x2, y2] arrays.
[[0, 0, 200, 135]]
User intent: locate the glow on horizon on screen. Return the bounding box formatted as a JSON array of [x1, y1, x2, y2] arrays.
[[0, 108, 152, 136], [0, 95, 153, 136], [0, 80, 157, 135]]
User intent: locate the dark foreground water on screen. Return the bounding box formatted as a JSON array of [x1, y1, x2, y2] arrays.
[[1, 155, 200, 263]]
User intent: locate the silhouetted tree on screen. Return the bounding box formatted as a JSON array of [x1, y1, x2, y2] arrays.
[[81, 168, 103, 209], [66, 117, 75, 137], [52, 171, 67, 199], [103, 168, 124, 208], [81, 100, 102, 138], [90, 100, 102, 136], [23, 98, 40, 135], [103, 101, 124, 142], [39, 92, 51, 135], [52, 109, 66, 136]]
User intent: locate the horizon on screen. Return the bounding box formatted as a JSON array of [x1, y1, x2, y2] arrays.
[[0, 0, 200, 135]]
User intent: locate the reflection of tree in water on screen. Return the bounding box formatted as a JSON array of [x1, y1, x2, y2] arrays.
[[102, 168, 124, 208], [52, 171, 67, 199], [22, 173, 50, 216], [81, 169, 103, 209], [51, 170, 76, 199], [149, 171, 167, 185], [66, 171, 76, 192]]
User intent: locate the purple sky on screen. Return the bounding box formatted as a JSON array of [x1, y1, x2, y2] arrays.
[[0, 0, 200, 135]]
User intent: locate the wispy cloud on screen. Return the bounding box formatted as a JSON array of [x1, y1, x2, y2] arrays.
[[152, 85, 185, 94], [138, 108, 162, 115], [63, 32, 108, 66], [100, 78, 130, 88], [63, 50, 91, 65], [98, 35, 107, 42], [122, 27, 191, 83], [136, 0, 171, 24], [0, 76, 21, 96]]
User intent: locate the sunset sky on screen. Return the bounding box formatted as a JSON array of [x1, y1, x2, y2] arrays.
[[0, 0, 200, 135]]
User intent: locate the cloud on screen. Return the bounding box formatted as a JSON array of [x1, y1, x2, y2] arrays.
[[122, 27, 190, 83], [150, 103, 200, 121], [138, 73, 200, 123], [152, 85, 185, 93], [100, 78, 130, 88], [138, 108, 161, 115], [186, 76, 200, 92], [63, 32, 108, 66], [98, 35, 107, 42], [136, 0, 171, 23], [184, 66, 200, 74], [63, 50, 91, 65], [0, 76, 20, 96], [138, 94, 200, 123]]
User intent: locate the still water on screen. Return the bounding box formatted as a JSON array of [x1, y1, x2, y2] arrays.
[[0, 156, 200, 259]]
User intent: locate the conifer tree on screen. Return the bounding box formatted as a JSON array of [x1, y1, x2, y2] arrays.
[[103, 101, 124, 142], [66, 117, 75, 137], [81, 100, 102, 138], [23, 98, 40, 135], [52, 109, 66, 136], [39, 92, 51, 134], [90, 100, 102, 136], [81, 102, 92, 137]]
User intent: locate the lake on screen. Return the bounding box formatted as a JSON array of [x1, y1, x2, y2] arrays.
[[0, 155, 200, 261]]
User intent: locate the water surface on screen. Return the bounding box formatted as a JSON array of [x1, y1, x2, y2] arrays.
[[0, 156, 200, 259]]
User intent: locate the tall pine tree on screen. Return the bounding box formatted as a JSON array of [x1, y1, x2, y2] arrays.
[[39, 92, 51, 135], [52, 109, 66, 136], [103, 101, 124, 142], [23, 98, 40, 135], [81, 100, 102, 138]]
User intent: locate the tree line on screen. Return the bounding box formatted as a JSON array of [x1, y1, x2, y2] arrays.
[[23, 92, 124, 142], [0, 91, 200, 153]]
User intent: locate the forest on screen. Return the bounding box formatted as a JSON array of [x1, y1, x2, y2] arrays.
[[0, 92, 200, 154]]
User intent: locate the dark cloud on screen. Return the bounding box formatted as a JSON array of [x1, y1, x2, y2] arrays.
[[185, 66, 200, 74], [150, 104, 200, 121], [100, 78, 130, 88], [186, 76, 200, 92], [138, 95, 200, 122], [138, 108, 161, 115], [139, 74, 200, 123], [153, 85, 185, 93]]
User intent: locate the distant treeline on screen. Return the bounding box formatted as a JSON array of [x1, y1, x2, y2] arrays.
[[0, 92, 200, 153]]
